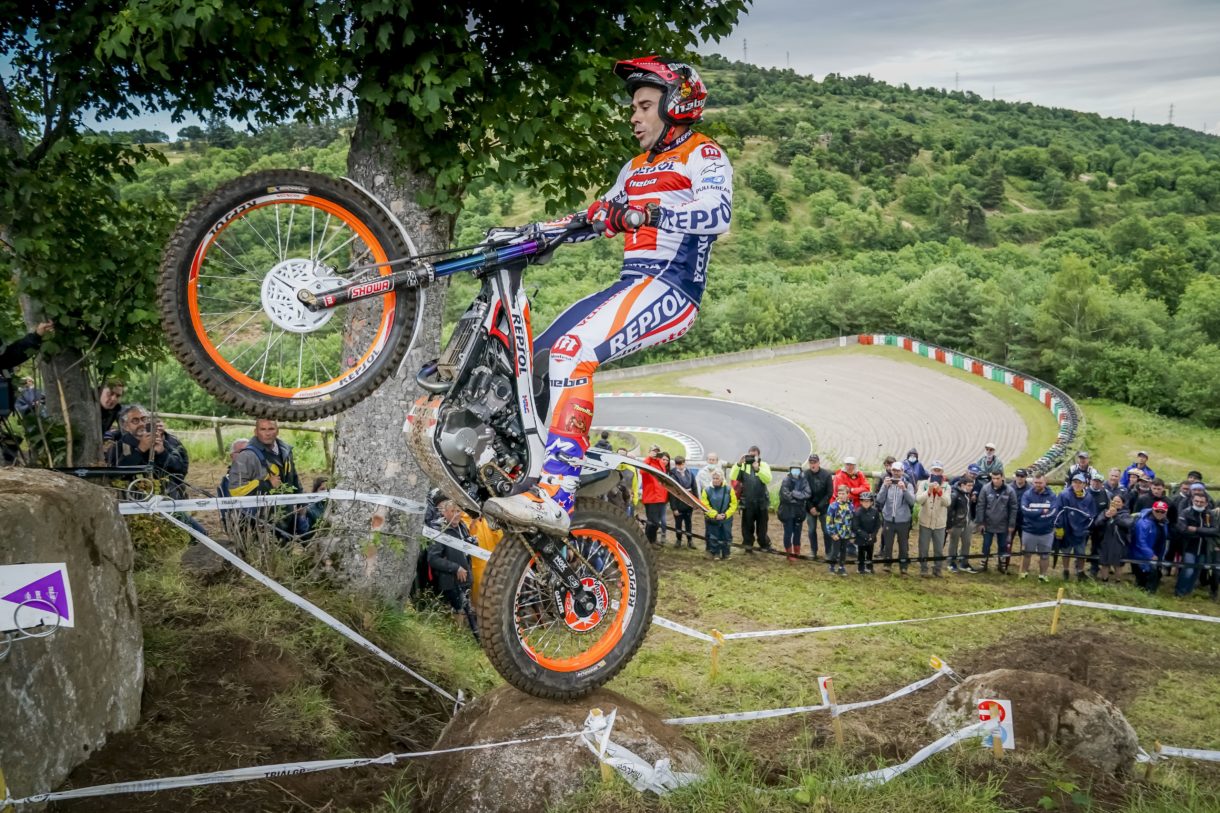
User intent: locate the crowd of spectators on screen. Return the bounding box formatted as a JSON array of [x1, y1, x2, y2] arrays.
[[626, 439, 1218, 601]]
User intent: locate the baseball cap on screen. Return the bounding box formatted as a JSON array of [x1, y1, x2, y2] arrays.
[[930, 460, 945, 471], [808, 453, 820, 462], [1190, 483, 1207, 491], [843, 456, 858, 465], [984, 441, 996, 450], [1072, 473, 1087, 482], [1014, 468, 1028, 477], [1076, 450, 1090, 458], [649, 444, 661, 453], [1137, 450, 1149, 458], [1152, 500, 1169, 512], [1090, 472, 1104, 481], [890, 461, 904, 472], [967, 464, 982, 474]]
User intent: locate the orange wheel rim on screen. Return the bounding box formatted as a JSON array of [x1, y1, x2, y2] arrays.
[[185, 194, 397, 398], [515, 528, 636, 672]]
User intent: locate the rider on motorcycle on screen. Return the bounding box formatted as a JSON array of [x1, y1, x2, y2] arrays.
[[484, 56, 734, 535]]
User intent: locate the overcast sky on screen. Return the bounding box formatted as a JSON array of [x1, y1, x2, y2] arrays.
[[705, 0, 1220, 133], [100, 0, 1218, 137]]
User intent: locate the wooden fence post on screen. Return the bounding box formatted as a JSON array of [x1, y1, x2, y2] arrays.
[[1050, 587, 1066, 635], [212, 416, 225, 457]]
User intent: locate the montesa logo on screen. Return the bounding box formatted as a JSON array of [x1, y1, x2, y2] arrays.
[[700, 144, 722, 159], [350, 279, 393, 299]]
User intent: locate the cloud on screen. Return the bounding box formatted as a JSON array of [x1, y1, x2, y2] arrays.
[[705, 0, 1220, 130]]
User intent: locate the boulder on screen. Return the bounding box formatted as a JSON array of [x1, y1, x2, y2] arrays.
[[179, 539, 231, 583], [0, 469, 143, 799], [927, 668, 1139, 775], [415, 686, 705, 813]]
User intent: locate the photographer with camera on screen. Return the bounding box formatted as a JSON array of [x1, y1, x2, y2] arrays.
[[730, 445, 772, 553], [915, 461, 952, 577], [877, 461, 916, 575]]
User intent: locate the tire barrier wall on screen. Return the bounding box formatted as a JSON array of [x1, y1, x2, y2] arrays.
[[858, 334, 1082, 476]]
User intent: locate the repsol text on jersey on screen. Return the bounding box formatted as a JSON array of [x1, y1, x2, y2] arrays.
[[607, 289, 690, 356]]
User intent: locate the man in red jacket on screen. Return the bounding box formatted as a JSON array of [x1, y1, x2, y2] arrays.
[[641, 444, 671, 545], [832, 457, 870, 508]]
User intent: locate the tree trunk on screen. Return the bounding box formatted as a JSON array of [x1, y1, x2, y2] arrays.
[[36, 347, 102, 465], [320, 111, 451, 605]]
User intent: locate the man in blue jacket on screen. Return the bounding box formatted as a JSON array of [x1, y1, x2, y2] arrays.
[[1018, 474, 1057, 581], [1120, 451, 1155, 489], [1054, 473, 1098, 582], [1129, 501, 1171, 593]]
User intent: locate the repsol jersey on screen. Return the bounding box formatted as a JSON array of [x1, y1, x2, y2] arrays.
[[602, 130, 734, 304]]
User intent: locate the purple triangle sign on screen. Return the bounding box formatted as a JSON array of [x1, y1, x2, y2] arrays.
[[2, 569, 70, 621]]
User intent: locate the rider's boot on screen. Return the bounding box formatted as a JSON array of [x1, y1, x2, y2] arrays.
[[483, 433, 582, 537]]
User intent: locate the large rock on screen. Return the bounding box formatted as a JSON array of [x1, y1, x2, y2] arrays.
[[927, 668, 1139, 775], [415, 686, 705, 813], [0, 469, 143, 799]]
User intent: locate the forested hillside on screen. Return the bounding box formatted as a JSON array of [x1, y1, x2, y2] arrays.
[[114, 58, 1220, 424]]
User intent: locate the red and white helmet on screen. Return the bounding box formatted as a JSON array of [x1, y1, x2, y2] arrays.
[[613, 56, 707, 127]]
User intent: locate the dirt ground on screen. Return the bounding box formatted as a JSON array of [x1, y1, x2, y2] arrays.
[[682, 353, 1030, 474]]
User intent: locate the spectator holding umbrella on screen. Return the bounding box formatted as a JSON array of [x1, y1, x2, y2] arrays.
[[802, 453, 834, 560], [1121, 451, 1155, 489]]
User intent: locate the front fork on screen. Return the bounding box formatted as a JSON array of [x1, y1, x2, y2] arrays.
[[520, 531, 598, 616]]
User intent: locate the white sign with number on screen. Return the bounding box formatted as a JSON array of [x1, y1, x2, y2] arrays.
[[0, 563, 74, 633]]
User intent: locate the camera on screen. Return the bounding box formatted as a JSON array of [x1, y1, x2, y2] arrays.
[[743, 454, 756, 465]]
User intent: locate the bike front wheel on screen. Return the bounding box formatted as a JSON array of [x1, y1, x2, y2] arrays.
[[477, 498, 657, 700], [158, 170, 417, 420]]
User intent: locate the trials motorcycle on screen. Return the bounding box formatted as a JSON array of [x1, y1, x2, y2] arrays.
[[157, 170, 701, 699]]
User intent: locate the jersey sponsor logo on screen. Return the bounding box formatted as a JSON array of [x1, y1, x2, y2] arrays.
[[700, 144, 722, 159], [700, 175, 725, 184], [668, 197, 732, 231], [607, 289, 689, 356], [550, 376, 590, 388], [511, 311, 530, 371], [551, 334, 582, 358]]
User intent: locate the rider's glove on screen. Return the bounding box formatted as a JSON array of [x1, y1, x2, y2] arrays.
[[586, 200, 651, 238]]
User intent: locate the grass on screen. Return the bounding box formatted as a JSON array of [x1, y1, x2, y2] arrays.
[[174, 426, 332, 473], [1079, 398, 1220, 483]]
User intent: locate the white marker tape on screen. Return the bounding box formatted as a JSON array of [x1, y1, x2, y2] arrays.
[[840, 721, 996, 788], [582, 709, 701, 794], [650, 615, 716, 642], [153, 511, 456, 703], [118, 490, 425, 517], [1060, 599, 1220, 624], [1, 729, 585, 807], [720, 601, 1058, 640], [1157, 745, 1220, 763]]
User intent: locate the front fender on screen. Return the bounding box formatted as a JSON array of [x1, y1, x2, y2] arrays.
[[580, 449, 702, 511]]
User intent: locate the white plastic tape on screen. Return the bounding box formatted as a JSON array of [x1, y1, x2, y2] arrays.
[[666, 665, 953, 726], [720, 601, 1058, 641], [1, 729, 585, 807], [1060, 599, 1220, 624], [582, 709, 701, 794], [650, 615, 716, 642], [422, 525, 491, 561], [153, 511, 457, 703], [1157, 745, 1220, 763], [118, 489, 425, 517], [840, 722, 995, 788]]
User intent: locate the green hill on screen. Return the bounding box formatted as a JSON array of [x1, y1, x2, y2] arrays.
[[118, 58, 1220, 426]]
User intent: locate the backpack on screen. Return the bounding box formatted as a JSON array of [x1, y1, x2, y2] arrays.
[[218, 443, 268, 533]]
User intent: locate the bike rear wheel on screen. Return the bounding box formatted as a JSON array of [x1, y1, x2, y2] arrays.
[[477, 498, 657, 700], [158, 170, 417, 420]]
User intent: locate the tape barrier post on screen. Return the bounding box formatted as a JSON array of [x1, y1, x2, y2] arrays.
[[709, 629, 725, 681], [989, 703, 1003, 758], [1050, 587, 1066, 635], [152, 510, 457, 704], [823, 677, 845, 747], [586, 709, 615, 784], [1145, 741, 1160, 781], [580, 709, 701, 794]]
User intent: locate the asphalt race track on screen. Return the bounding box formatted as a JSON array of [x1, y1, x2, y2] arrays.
[[594, 394, 812, 466]]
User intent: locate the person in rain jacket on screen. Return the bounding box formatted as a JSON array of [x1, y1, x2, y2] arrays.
[[825, 484, 855, 575], [778, 464, 812, 561], [700, 469, 738, 560], [903, 448, 930, 484], [1129, 502, 1171, 593], [1054, 473, 1098, 582]]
